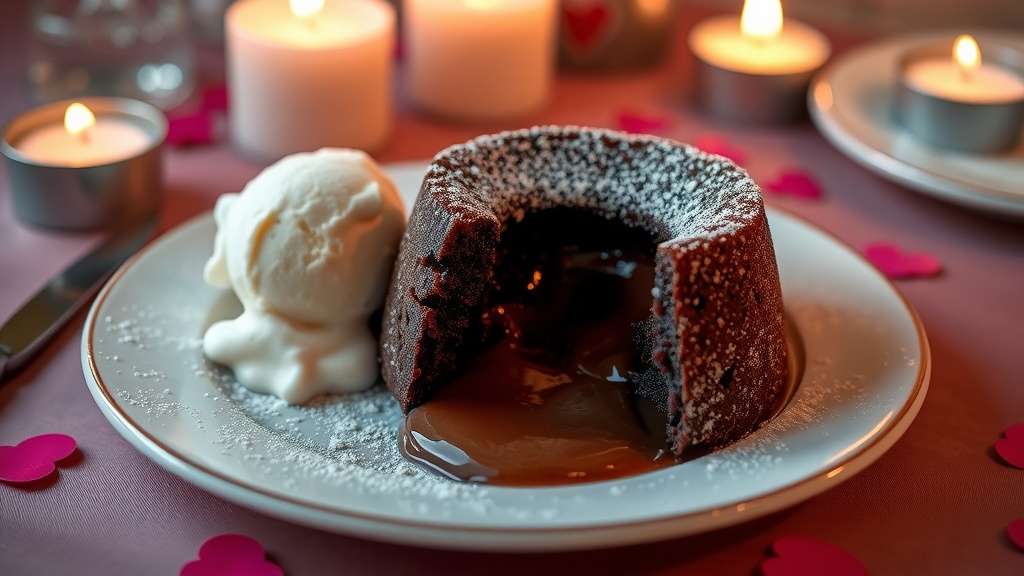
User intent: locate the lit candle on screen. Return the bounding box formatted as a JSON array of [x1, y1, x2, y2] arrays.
[[688, 0, 831, 123], [897, 35, 1024, 153], [2, 98, 165, 229], [15, 102, 151, 167], [904, 35, 1024, 104], [226, 0, 395, 159], [406, 0, 557, 121]]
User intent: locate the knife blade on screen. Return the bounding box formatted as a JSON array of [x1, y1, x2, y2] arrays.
[[0, 218, 156, 382]]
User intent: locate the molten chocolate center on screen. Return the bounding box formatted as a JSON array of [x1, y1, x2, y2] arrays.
[[401, 211, 674, 486]]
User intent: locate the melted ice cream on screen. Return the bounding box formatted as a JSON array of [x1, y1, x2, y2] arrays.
[[203, 149, 405, 403]]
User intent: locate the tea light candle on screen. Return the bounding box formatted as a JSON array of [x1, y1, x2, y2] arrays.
[[406, 0, 558, 121], [897, 35, 1024, 153], [1, 98, 166, 230], [905, 35, 1024, 103], [689, 0, 830, 123], [16, 103, 151, 167], [226, 0, 395, 159]]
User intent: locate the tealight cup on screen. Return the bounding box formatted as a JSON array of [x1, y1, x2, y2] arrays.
[[896, 38, 1024, 153], [2, 97, 166, 230], [688, 0, 830, 124]]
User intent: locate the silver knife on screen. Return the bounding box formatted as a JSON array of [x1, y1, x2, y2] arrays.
[[0, 218, 156, 381]]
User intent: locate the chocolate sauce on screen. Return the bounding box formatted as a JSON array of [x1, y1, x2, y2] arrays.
[[401, 211, 673, 486], [399, 211, 803, 487]]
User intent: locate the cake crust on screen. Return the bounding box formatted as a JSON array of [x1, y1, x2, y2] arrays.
[[381, 126, 788, 452]]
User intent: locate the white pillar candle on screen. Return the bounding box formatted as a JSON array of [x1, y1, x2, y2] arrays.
[[689, 0, 829, 76], [406, 0, 557, 121], [904, 35, 1024, 104], [15, 103, 151, 167], [226, 0, 395, 159]]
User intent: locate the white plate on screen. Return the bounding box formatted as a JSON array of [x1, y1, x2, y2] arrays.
[[809, 31, 1024, 219], [82, 163, 929, 552]]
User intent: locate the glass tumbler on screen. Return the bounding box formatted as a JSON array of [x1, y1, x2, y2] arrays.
[[29, 0, 195, 110]]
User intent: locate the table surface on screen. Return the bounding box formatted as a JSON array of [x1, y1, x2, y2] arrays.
[[2, 5, 1022, 575]]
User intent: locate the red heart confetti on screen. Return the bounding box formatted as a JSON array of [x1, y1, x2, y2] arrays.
[[994, 422, 1024, 469], [563, 2, 612, 51], [0, 433, 78, 484], [181, 534, 283, 576], [200, 84, 229, 114], [761, 536, 867, 576], [1008, 518, 1024, 552], [863, 242, 942, 280], [694, 134, 746, 166], [764, 170, 824, 201], [616, 111, 672, 135], [167, 112, 216, 147]]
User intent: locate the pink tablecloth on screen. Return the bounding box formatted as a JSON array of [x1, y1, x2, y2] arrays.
[[1, 7, 1022, 575]]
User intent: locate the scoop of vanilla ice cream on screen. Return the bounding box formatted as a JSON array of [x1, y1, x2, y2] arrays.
[[202, 149, 405, 403]]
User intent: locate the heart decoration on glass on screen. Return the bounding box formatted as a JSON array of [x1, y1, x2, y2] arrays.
[[863, 242, 942, 280], [180, 534, 283, 576], [563, 1, 615, 54], [994, 423, 1024, 469], [760, 536, 867, 576], [764, 170, 825, 201], [0, 433, 78, 485]]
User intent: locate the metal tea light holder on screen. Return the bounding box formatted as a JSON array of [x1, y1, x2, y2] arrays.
[[1, 97, 166, 230], [896, 41, 1024, 153]]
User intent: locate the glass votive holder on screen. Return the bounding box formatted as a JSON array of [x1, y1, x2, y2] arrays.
[[559, 0, 681, 70], [29, 0, 196, 110]]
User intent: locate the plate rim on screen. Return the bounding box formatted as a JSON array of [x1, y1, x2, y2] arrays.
[[808, 33, 1024, 219], [81, 206, 931, 551]]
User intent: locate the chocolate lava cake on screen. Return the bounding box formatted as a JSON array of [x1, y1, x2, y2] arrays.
[[381, 126, 788, 453]]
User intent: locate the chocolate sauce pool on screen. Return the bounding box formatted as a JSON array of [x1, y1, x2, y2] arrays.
[[400, 211, 674, 486], [399, 210, 803, 487]]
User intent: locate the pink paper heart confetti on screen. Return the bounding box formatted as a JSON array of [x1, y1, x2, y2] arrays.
[[995, 423, 1024, 469], [181, 534, 283, 576], [0, 433, 78, 484], [167, 112, 216, 147], [616, 111, 672, 135], [200, 84, 229, 114], [764, 170, 824, 201], [761, 536, 867, 576], [694, 134, 746, 166], [1008, 518, 1024, 552], [863, 242, 942, 280]]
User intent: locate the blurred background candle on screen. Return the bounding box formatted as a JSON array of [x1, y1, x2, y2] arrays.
[[2, 98, 166, 229], [904, 35, 1024, 103], [689, 0, 830, 123], [406, 0, 557, 121], [15, 103, 151, 167], [227, 0, 395, 159], [897, 34, 1024, 153]]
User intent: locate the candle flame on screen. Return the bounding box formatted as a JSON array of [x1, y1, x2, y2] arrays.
[[464, 0, 500, 9], [953, 34, 981, 74], [290, 0, 323, 20], [64, 102, 95, 140], [741, 0, 783, 41]]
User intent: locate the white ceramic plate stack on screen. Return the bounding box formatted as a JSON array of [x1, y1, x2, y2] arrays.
[[82, 163, 930, 551]]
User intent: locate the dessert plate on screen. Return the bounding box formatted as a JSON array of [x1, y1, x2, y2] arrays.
[[809, 31, 1024, 219], [82, 163, 930, 552]]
